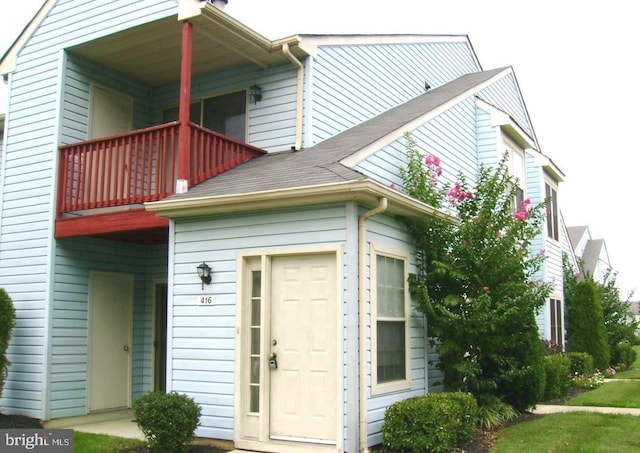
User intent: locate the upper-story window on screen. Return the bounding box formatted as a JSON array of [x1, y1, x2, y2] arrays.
[[545, 181, 559, 241], [163, 90, 247, 142], [504, 135, 525, 208]]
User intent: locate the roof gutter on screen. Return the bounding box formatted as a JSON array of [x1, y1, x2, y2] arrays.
[[282, 42, 304, 150], [145, 179, 453, 222], [358, 197, 388, 452]]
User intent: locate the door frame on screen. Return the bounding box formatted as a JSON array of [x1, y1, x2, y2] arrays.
[[234, 246, 343, 453], [152, 281, 168, 392], [87, 271, 134, 412]]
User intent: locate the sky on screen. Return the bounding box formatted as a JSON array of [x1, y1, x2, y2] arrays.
[[1, 0, 638, 297]]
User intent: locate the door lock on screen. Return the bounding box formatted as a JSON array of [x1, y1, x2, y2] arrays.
[[269, 352, 278, 369]]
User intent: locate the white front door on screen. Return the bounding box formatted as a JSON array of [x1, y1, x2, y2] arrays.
[[269, 254, 337, 444], [89, 272, 133, 412]]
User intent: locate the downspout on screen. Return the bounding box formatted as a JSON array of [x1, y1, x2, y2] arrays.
[[282, 42, 303, 151], [358, 197, 388, 453]]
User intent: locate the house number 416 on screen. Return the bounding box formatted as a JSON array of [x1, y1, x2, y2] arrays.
[[198, 296, 214, 305]]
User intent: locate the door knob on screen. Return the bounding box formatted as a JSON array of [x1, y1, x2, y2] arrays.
[[123, 345, 129, 351]]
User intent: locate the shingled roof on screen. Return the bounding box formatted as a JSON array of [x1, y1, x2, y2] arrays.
[[170, 67, 508, 201]]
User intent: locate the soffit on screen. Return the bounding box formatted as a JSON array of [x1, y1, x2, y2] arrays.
[[66, 11, 307, 87]]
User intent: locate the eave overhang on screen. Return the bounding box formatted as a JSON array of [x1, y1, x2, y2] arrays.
[[475, 97, 565, 182], [14, 2, 309, 87], [145, 179, 454, 223]]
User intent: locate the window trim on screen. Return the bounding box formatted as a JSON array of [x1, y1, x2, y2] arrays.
[[545, 180, 559, 241], [162, 88, 249, 141], [371, 243, 411, 395], [549, 297, 564, 348], [504, 134, 526, 208]]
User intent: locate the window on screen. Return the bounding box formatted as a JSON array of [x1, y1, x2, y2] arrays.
[[249, 270, 262, 413], [372, 245, 410, 394], [545, 182, 559, 241], [163, 90, 247, 142], [549, 298, 563, 347], [504, 137, 525, 209]]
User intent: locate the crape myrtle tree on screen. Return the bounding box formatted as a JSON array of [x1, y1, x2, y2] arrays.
[[400, 134, 551, 411]]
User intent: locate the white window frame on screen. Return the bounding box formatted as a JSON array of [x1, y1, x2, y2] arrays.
[[504, 134, 526, 208], [545, 180, 559, 241], [549, 297, 564, 348], [371, 243, 411, 395]]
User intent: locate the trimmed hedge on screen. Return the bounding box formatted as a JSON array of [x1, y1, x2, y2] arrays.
[[133, 391, 201, 453], [567, 352, 594, 376], [543, 354, 571, 400], [382, 392, 477, 453], [614, 342, 637, 368], [0, 288, 16, 399]]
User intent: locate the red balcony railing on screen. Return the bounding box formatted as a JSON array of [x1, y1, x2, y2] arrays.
[[57, 121, 266, 216]]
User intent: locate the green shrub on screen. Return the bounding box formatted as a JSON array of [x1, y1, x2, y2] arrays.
[[567, 352, 594, 376], [476, 394, 518, 431], [543, 354, 571, 400], [0, 288, 16, 399], [567, 281, 610, 370], [382, 392, 477, 453], [613, 342, 637, 367], [133, 391, 201, 453]]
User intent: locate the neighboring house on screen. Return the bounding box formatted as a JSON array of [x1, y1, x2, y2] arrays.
[[628, 301, 640, 335], [566, 225, 613, 283], [0, 1, 567, 451]]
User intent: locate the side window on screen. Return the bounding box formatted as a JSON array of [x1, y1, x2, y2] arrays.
[[504, 136, 525, 209], [545, 182, 559, 241], [549, 298, 563, 348], [372, 245, 411, 394]]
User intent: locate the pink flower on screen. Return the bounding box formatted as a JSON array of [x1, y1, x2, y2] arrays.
[[436, 166, 443, 176], [483, 286, 490, 292], [537, 249, 546, 257], [425, 154, 441, 167], [496, 231, 503, 238], [514, 210, 527, 221], [390, 182, 395, 189]]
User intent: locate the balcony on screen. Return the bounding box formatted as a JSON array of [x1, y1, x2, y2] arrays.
[[55, 121, 266, 244]]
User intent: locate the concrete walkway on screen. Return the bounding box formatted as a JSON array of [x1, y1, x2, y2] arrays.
[[534, 404, 640, 416], [534, 378, 640, 416], [44, 409, 145, 440]]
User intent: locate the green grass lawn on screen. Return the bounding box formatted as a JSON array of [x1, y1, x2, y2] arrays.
[[492, 412, 640, 453], [566, 380, 640, 408], [74, 432, 146, 453]]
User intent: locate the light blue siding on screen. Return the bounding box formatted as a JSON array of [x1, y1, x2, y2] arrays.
[[365, 213, 429, 447], [477, 72, 535, 143], [0, 0, 177, 418], [171, 204, 350, 440], [310, 41, 480, 146], [48, 237, 167, 419], [62, 54, 154, 144], [151, 62, 299, 152], [356, 98, 479, 193]]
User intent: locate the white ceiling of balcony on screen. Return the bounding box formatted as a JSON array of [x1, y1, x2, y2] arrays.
[[67, 9, 308, 87]]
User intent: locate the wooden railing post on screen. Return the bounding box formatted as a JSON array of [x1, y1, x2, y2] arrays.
[[177, 20, 193, 194]]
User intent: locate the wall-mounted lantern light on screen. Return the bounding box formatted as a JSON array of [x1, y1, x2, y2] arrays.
[[197, 262, 212, 289], [250, 84, 262, 104]]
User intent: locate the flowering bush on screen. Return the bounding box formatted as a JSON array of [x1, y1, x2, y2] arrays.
[[400, 133, 551, 411], [571, 371, 605, 389]]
